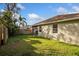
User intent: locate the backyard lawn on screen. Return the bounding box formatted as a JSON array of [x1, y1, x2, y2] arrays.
[[0, 35, 79, 56]]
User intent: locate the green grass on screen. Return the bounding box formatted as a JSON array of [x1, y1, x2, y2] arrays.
[[0, 35, 79, 56]]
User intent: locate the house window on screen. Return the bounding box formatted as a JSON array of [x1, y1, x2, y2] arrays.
[[53, 24, 58, 33], [39, 26, 42, 32]]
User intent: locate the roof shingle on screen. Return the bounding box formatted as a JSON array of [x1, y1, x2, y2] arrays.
[[32, 13, 79, 26]]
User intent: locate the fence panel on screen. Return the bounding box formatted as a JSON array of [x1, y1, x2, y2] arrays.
[[0, 25, 8, 45], [0, 26, 2, 45]]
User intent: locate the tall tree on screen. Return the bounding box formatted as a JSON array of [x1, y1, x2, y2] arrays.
[[0, 3, 26, 36], [5, 3, 21, 13], [4, 3, 21, 36]]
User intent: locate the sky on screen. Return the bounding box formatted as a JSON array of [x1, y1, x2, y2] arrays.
[[0, 3, 79, 25]]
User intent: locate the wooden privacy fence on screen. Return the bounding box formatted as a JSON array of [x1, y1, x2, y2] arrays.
[[0, 24, 8, 45]]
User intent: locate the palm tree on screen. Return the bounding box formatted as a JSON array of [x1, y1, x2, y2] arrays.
[[19, 15, 27, 29]]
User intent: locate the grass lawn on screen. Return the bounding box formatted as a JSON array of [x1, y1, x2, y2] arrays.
[[0, 35, 79, 56]]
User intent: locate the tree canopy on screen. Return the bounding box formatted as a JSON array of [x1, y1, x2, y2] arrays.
[[0, 3, 27, 36]]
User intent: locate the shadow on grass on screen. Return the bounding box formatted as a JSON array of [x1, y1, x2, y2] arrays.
[[0, 34, 42, 56], [1, 34, 79, 56]]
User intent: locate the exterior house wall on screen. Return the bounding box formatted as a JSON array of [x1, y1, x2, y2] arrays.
[[57, 20, 79, 45], [38, 24, 58, 38], [38, 25, 52, 38], [32, 26, 38, 35], [38, 25, 47, 37], [36, 20, 79, 45]]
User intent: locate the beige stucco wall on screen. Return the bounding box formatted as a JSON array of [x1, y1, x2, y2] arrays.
[[37, 20, 79, 45], [38, 25, 54, 38], [57, 21, 79, 45]]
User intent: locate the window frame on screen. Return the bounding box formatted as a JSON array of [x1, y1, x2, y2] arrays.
[[39, 26, 42, 32], [53, 23, 58, 33]]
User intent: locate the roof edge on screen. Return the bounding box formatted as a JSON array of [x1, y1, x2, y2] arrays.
[[32, 17, 79, 26]]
